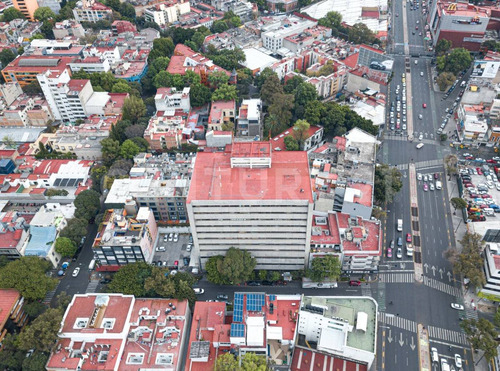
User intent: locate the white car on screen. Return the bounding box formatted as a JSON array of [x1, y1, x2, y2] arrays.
[[423, 175, 428, 182], [418, 114, 423, 119], [429, 183, 435, 191], [396, 248, 403, 259], [193, 288, 204, 295], [417, 173, 422, 181], [420, 71, 424, 76], [173, 233, 179, 242], [402, 124, 407, 130], [418, 134, 423, 141], [451, 303, 464, 310], [455, 354, 462, 368], [72, 267, 80, 277], [156, 246, 166, 252], [186, 243, 192, 252]]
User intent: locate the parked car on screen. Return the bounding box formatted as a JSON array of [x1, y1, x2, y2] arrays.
[[423, 183, 429, 191], [72, 268, 80, 277], [349, 280, 362, 286], [217, 294, 229, 301], [194, 288, 205, 295], [247, 281, 261, 286]]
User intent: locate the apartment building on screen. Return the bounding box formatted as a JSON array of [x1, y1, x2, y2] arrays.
[[1, 56, 75, 87], [208, 100, 236, 131], [105, 177, 189, 223], [12, 0, 38, 21], [53, 20, 86, 39], [0, 82, 23, 111], [237, 98, 262, 137], [92, 207, 158, 268], [261, 16, 317, 52], [144, 0, 191, 26], [187, 142, 314, 270], [73, 0, 113, 23], [46, 294, 191, 371], [155, 87, 191, 113]]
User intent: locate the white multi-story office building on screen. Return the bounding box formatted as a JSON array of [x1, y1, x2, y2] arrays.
[[187, 142, 313, 270], [144, 0, 191, 27], [261, 16, 316, 52], [37, 69, 94, 121]]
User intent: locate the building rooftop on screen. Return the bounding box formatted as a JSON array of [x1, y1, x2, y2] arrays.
[[271, 126, 322, 151], [0, 289, 20, 329], [291, 347, 369, 371], [24, 225, 57, 257], [187, 143, 313, 203], [300, 296, 377, 353], [2, 55, 75, 74]]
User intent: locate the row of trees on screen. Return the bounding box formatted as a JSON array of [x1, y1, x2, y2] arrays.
[[435, 40, 472, 90], [106, 262, 197, 305], [206, 247, 257, 285], [446, 232, 485, 288], [374, 164, 403, 205]]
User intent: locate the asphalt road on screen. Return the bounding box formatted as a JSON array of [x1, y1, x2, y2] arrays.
[[378, 0, 474, 369]]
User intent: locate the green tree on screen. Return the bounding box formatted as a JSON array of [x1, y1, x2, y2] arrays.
[[208, 70, 230, 88], [270, 271, 281, 281], [0, 334, 25, 370], [119, 2, 135, 18], [24, 300, 47, 319], [120, 139, 140, 159], [304, 100, 326, 126], [101, 137, 121, 165], [34, 6, 55, 22], [445, 154, 458, 177], [214, 351, 269, 371], [436, 39, 452, 56], [461, 318, 498, 361], [153, 71, 174, 88], [371, 207, 387, 221], [215, 353, 239, 371], [445, 48, 473, 74], [284, 75, 305, 94], [144, 267, 176, 297], [108, 262, 154, 296], [206, 248, 256, 284], [436, 72, 456, 91], [184, 70, 201, 85], [454, 232, 486, 287], [374, 163, 403, 204], [23, 80, 42, 96], [268, 93, 294, 126], [60, 218, 88, 247], [2, 135, 16, 148], [74, 189, 100, 221], [111, 80, 132, 93], [149, 37, 175, 62], [292, 119, 311, 148], [440, 133, 448, 142], [348, 23, 377, 44], [482, 40, 500, 52], [494, 308, 500, 327], [255, 68, 277, 90], [0, 257, 57, 301], [212, 19, 229, 33], [450, 197, 467, 210], [0, 49, 16, 68], [23, 352, 50, 371], [122, 96, 146, 124], [318, 11, 345, 37], [211, 84, 238, 101], [260, 73, 283, 105], [205, 255, 227, 284], [18, 308, 63, 352], [125, 124, 146, 139], [258, 270, 267, 281], [308, 255, 341, 282], [54, 237, 77, 257], [2, 7, 25, 21], [263, 113, 288, 138], [284, 136, 299, 150]]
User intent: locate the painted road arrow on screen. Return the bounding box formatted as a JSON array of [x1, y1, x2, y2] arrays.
[[388, 328, 393, 343], [424, 263, 429, 274], [410, 336, 416, 351], [439, 268, 443, 279], [399, 333, 405, 347], [431, 266, 436, 276], [447, 271, 452, 282]]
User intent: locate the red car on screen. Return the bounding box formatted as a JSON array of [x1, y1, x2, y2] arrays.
[[470, 193, 479, 198], [479, 204, 488, 209], [349, 280, 362, 286], [476, 168, 483, 175], [406, 233, 412, 242], [422, 103, 427, 108], [465, 156, 474, 160], [482, 194, 492, 198], [487, 159, 497, 164]]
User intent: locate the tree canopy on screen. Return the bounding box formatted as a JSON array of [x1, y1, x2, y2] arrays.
[[437, 48, 472, 74], [122, 96, 146, 123], [461, 318, 498, 361], [450, 197, 467, 210], [205, 248, 256, 285], [55, 237, 77, 257], [374, 163, 403, 204], [59, 218, 88, 247], [214, 352, 269, 371], [454, 232, 486, 287], [284, 136, 299, 151], [308, 255, 342, 282], [0, 257, 57, 300], [211, 84, 238, 101], [17, 308, 63, 352], [2, 7, 25, 22], [74, 189, 100, 221]]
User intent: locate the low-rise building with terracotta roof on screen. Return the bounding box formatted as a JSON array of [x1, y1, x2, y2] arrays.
[[0, 289, 27, 347], [271, 125, 323, 152], [46, 294, 191, 371], [0, 211, 29, 260], [208, 100, 236, 131], [167, 44, 231, 86]]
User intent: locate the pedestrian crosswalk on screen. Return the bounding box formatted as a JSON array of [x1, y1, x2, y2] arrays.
[[379, 312, 417, 333], [394, 159, 444, 171], [423, 276, 461, 297], [464, 307, 478, 321], [86, 281, 99, 294], [43, 289, 57, 305], [378, 272, 415, 283], [428, 325, 469, 346]]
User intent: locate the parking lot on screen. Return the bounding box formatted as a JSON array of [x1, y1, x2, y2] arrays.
[[458, 155, 500, 221], [153, 233, 193, 270]]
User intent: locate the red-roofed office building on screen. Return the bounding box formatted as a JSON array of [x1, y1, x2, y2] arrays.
[[1, 56, 75, 87], [46, 294, 191, 371], [186, 293, 300, 370], [187, 142, 314, 270], [0, 289, 27, 347], [310, 211, 382, 273]]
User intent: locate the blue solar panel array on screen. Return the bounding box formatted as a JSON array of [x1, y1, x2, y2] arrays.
[[230, 323, 245, 337], [246, 293, 265, 312], [233, 293, 244, 322]]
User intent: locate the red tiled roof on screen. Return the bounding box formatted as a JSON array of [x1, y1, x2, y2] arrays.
[[0, 229, 23, 249], [291, 347, 368, 371], [360, 44, 384, 54], [343, 52, 359, 69], [0, 289, 20, 329], [271, 125, 322, 151], [3, 56, 75, 74], [348, 183, 373, 207]]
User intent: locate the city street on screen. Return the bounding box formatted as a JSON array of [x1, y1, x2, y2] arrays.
[[377, 0, 474, 369]]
